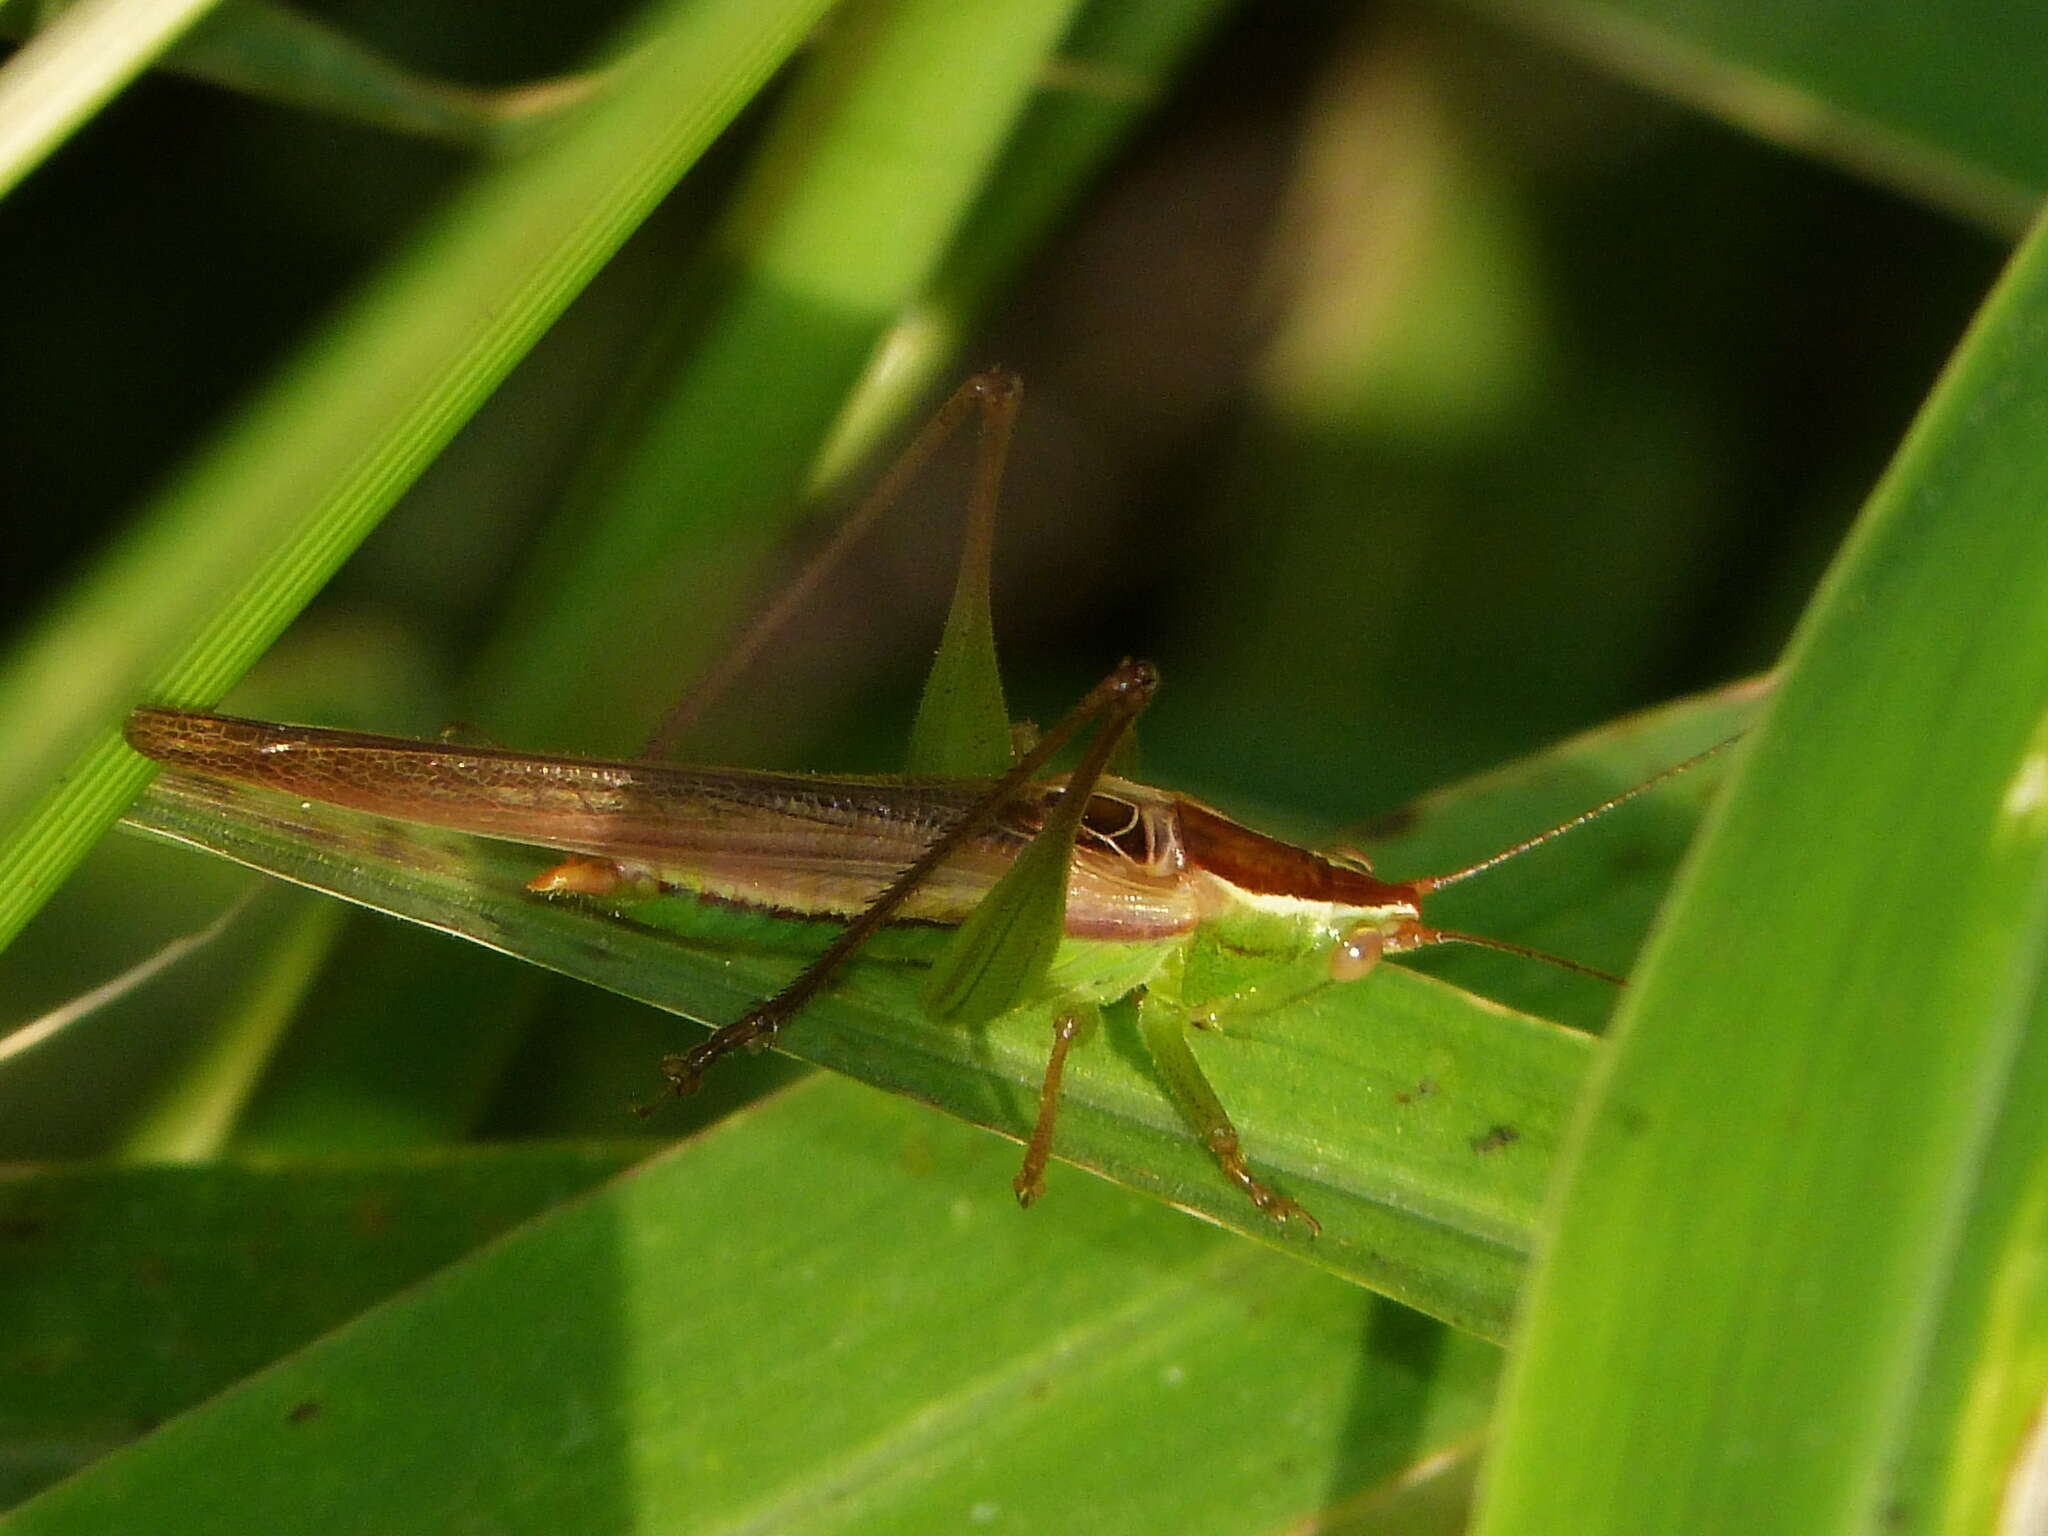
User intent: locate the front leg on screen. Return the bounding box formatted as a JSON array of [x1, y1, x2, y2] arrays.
[[1136, 993, 1320, 1234]]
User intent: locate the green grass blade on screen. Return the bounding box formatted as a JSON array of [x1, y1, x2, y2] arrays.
[[1477, 211, 2048, 1532], [0, 1143, 647, 1504], [118, 682, 1760, 1336], [1475, 0, 2048, 226], [1, 1080, 1500, 1533], [0, 0, 838, 952], [0, 0, 221, 203]]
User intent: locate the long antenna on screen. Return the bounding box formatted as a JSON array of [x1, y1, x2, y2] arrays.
[[1396, 925, 1625, 985], [1410, 734, 1744, 896]]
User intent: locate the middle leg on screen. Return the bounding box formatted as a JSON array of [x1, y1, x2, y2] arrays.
[[1137, 994, 1320, 1234]]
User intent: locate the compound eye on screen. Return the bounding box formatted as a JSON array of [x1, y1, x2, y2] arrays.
[[1329, 925, 1386, 983]]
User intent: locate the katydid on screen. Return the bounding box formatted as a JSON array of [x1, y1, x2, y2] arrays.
[[124, 372, 1716, 1232]]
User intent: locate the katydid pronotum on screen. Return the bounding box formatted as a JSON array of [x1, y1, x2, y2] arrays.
[[126, 372, 1720, 1232]]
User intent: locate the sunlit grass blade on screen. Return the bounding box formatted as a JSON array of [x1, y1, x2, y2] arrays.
[[0, 0, 221, 204], [0, 0, 839, 953], [1477, 210, 2048, 1532], [1, 1079, 1501, 1532]]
